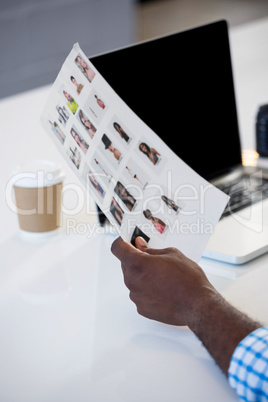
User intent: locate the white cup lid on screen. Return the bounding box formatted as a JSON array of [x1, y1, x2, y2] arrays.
[[12, 160, 65, 188]]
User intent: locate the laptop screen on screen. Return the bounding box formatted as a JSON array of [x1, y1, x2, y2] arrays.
[[90, 20, 242, 180]]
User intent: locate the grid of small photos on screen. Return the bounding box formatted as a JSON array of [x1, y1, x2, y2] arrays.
[[41, 44, 187, 246]]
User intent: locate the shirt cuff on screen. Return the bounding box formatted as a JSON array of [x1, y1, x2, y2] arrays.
[[228, 327, 268, 401]]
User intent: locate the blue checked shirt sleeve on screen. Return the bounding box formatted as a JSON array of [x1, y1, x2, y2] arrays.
[[228, 327, 268, 401]]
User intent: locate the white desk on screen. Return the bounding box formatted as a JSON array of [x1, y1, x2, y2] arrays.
[[1, 18, 268, 402]]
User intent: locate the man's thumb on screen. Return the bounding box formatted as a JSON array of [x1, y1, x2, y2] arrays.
[[135, 236, 167, 255]]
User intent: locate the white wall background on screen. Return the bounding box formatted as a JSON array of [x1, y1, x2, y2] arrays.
[[0, 0, 136, 98]]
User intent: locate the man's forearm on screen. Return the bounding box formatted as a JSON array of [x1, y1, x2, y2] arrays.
[[111, 237, 262, 376], [188, 287, 261, 375]]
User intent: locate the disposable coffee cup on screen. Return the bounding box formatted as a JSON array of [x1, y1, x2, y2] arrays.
[[12, 160, 65, 233]]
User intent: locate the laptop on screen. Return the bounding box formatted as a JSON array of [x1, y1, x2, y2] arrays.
[[90, 20, 268, 265]]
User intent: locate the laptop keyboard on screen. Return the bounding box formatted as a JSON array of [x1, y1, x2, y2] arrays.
[[216, 174, 268, 218]]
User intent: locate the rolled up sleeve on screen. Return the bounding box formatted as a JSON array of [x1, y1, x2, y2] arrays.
[[228, 327, 268, 401]]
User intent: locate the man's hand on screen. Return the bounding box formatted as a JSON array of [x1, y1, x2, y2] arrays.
[[111, 236, 261, 375], [111, 236, 215, 328]]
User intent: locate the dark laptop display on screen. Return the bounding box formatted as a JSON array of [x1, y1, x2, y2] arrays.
[[90, 20, 242, 181]]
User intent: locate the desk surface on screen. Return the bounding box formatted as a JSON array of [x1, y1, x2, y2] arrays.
[[1, 18, 268, 402]]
